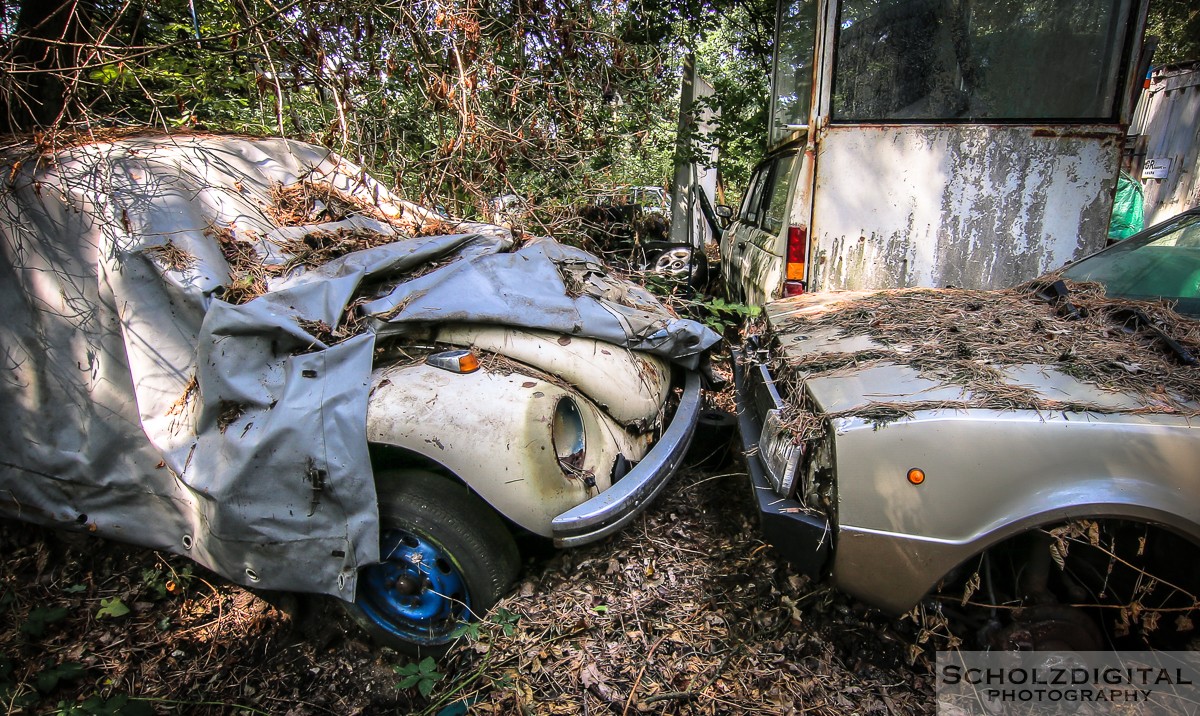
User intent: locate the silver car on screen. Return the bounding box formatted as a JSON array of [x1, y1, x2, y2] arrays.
[[734, 209, 1200, 650]]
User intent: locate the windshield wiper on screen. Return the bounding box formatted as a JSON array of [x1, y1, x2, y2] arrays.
[[1111, 308, 1198, 366], [1035, 280, 1196, 365], [1035, 279, 1086, 320]]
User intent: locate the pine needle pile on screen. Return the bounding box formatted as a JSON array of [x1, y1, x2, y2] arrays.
[[769, 278, 1200, 425], [267, 179, 395, 227]]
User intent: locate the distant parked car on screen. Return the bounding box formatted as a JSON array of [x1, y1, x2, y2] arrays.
[[578, 186, 709, 290], [0, 135, 718, 655], [734, 209, 1200, 650], [487, 193, 528, 227]]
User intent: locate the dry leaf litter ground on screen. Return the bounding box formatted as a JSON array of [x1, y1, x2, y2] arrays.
[[0, 357, 938, 715]]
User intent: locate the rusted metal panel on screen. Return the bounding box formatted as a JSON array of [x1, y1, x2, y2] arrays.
[[809, 124, 1120, 292]]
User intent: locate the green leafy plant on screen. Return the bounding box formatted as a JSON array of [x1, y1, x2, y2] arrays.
[[140, 563, 193, 600], [35, 660, 86, 693], [450, 606, 519, 640], [20, 606, 69, 637], [395, 657, 444, 698], [692, 297, 761, 333], [96, 597, 130, 619]]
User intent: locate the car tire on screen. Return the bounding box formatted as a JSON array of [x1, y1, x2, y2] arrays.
[[345, 469, 520, 657], [645, 243, 709, 291]]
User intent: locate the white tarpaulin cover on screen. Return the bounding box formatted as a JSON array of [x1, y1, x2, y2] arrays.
[[0, 135, 719, 599]]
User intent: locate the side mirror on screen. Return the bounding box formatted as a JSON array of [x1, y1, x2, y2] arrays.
[[714, 205, 733, 219]]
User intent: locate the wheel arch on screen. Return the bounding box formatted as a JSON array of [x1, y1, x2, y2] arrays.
[[365, 361, 648, 537], [835, 496, 1200, 616]]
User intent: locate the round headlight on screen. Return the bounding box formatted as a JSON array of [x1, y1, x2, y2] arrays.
[[552, 397, 586, 466]]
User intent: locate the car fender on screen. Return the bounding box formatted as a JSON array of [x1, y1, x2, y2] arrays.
[[435, 325, 670, 427], [365, 361, 650, 536], [829, 410, 1200, 614]]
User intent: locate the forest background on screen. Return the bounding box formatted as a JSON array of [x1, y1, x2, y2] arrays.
[[2, 0, 1198, 241]]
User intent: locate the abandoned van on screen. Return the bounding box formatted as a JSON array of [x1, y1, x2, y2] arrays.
[[720, 0, 1150, 305], [719, 0, 1200, 651]]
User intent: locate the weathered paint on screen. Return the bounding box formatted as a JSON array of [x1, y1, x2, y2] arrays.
[[809, 124, 1120, 292], [366, 361, 651, 537], [1134, 64, 1200, 224], [435, 325, 670, 427]]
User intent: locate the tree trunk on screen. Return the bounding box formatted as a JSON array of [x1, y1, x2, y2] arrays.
[[2, 0, 89, 133]]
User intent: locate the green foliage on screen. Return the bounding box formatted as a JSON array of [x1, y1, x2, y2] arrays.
[[691, 296, 761, 333], [1, 0, 763, 241], [96, 597, 130, 619], [20, 606, 69, 637], [0, 656, 92, 711], [395, 656, 444, 698], [695, 0, 776, 202], [1146, 0, 1200, 65], [35, 660, 86, 693], [140, 563, 193, 600], [451, 606, 519, 640]]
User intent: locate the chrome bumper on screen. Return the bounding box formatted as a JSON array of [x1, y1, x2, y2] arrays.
[[550, 371, 703, 547]]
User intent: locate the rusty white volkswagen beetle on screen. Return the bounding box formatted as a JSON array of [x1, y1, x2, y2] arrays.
[[0, 135, 718, 654]]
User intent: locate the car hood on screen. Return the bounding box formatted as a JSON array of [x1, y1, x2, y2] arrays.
[[764, 290, 1200, 418]]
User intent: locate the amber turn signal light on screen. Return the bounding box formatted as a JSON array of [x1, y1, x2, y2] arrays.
[[907, 468, 926, 485], [427, 349, 481, 374]]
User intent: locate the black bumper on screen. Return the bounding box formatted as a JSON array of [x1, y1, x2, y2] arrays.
[[731, 347, 830, 577]]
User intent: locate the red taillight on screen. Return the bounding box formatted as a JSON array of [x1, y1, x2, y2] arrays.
[[786, 225, 808, 280], [783, 280, 806, 297]]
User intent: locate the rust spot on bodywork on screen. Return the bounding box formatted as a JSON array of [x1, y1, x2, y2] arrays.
[[1031, 128, 1119, 142]]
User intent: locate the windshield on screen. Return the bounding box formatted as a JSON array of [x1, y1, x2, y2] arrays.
[[1063, 212, 1200, 318], [829, 0, 1133, 122]]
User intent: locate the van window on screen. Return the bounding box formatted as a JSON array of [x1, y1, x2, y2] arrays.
[[830, 0, 1133, 121], [740, 167, 768, 223], [761, 155, 797, 235], [771, 0, 819, 145]]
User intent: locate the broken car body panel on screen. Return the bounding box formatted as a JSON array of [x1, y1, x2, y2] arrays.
[[434, 326, 671, 427], [365, 348, 654, 537]]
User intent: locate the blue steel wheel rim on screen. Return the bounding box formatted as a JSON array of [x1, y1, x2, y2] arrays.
[[357, 527, 471, 645]]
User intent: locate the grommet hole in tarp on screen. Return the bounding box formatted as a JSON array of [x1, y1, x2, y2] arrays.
[[182, 534, 193, 549], [245, 568, 260, 581]]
